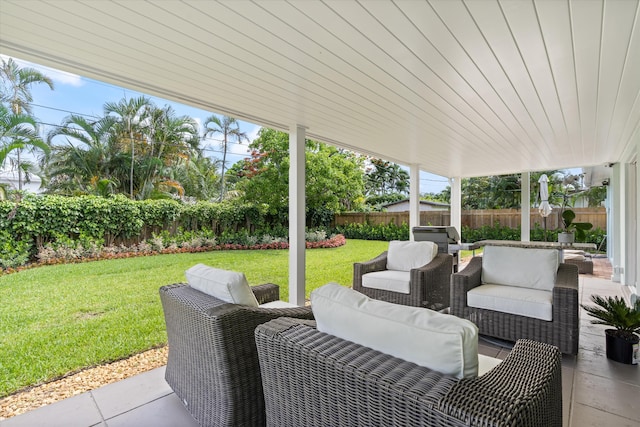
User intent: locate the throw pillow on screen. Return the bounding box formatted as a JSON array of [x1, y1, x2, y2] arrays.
[[185, 264, 259, 306]]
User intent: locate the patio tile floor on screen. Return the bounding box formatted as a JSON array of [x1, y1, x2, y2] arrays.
[[2, 257, 638, 427]]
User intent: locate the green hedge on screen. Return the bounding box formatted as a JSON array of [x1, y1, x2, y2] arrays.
[[333, 222, 410, 241], [0, 195, 275, 266], [0, 195, 144, 246], [333, 221, 606, 251], [0, 194, 609, 270]]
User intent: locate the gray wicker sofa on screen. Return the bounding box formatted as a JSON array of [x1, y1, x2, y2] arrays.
[[160, 283, 314, 427], [450, 249, 580, 355], [255, 317, 562, 427]]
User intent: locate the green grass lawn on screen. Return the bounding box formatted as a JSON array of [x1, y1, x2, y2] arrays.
[[0, 239, 388, 397]]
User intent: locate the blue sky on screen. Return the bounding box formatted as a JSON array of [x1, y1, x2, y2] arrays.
[[4, 54, 452, 193]]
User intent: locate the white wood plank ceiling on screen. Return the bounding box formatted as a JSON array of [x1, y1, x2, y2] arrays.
[[1, 0, 639, 178]]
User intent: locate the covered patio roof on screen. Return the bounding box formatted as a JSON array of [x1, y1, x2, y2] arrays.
[[1, 0, 638, 178], [1, 0, 638, 298]]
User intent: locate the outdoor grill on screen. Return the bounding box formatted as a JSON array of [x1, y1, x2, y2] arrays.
[[413, 226, 462, 272]]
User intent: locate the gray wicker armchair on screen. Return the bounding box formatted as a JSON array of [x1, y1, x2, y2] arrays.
[[159, 283, 314, 427], [353, 251, 453, 310], [450, 256, 580, 354], [255, 317, 562, 427]]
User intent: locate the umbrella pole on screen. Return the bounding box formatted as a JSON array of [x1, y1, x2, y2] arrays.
[[543, 217, 547, 242]]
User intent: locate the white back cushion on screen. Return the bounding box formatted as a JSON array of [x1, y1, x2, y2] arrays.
[[311, 283, 478, 379], [481, 246, 559, 291], [185, 264, 259, 306], [386, 240, 438, 272]]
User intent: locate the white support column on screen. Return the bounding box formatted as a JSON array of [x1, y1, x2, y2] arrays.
[[521, 172, 530, 242], [449, 177, 462, 242], [611, 163, 625, 283], [289, 125, 306, 306], [627, 160, 637, 292], [620, 163, 638, 290], [409, 165, 420, 241], [635, 153, 639, 299]]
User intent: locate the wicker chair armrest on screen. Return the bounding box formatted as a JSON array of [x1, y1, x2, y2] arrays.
[[450, 257, 482, 315], [554, 263, 579, 290], [450, 256, 482, 293], [413, 252, 452, 274], [254, 316, 317, 338], [438, 339, 562, 426], [552, 264, 579, 355], [408, 253, 453, 303], [354, 251, 388, 274], [241, 305, 314, 320], [251, 283, 280, 304], [552, 263, 579, 307], [552, 264, 579, 311], [160, 283, 224, 312]]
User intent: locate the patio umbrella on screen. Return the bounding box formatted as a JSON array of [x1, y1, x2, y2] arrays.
[[538, 174, 552, 241]]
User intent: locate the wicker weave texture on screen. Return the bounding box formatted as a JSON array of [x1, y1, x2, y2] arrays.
[[353, 252, 453, 310], [450, 257, 580, 354], [255, 317, 562, 427], [159, 283, 314, 427]]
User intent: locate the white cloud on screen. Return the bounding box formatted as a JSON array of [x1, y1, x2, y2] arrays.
[[1, 55, 84, 87], [245, 124, 261, 142]]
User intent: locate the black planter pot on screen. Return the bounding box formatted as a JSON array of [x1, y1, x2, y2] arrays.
[[605, 329, 639, 364]]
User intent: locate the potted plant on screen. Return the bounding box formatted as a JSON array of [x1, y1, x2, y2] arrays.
[[581, 295, 640, 364], [558, 208, 593, 244]]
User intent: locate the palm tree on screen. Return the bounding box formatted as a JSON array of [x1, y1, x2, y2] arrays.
[[46, 98, 205, 200], [141, 105, 199, 199], [104, 96, 152, 199], [0, 58, 54, 115], [45, 114, 122, 195], [175, 152, 222, 200], [203, 115, 248, 201], [0, 105, 49, 198], [0, 57, 54, 190]]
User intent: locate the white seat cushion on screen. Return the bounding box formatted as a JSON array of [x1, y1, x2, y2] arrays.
[[563, 252, 586, 261], [259, 300, 299, 308], [311, 283, 479, 379], [387, 240, 438, 272], [478, 354, 502, 376], [481, 246, 559, 291], [361, 270, 411, 294], [563, 249, 586, 256], [185, 264, 259, 307], [467, 284, 553, 321]]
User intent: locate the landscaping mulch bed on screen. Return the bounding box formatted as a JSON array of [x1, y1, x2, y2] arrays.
[[0, 346, 168, 420]]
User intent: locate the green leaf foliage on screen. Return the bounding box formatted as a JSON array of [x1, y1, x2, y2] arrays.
[[561, 208, 593, 240], [333, 222, 410, 241], [234, 128, 365, 220], [581, 295, 640, 340]]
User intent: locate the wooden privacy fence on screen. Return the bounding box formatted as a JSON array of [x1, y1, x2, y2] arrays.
[[333, 207, 607, 230]]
